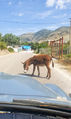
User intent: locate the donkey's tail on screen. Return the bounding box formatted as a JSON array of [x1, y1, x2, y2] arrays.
[[52, 58, 54, 68]]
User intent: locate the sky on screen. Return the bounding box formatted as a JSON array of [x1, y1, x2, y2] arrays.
[[0, 0, 71, 35]]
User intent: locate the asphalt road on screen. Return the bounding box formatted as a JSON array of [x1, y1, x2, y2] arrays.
[[0, 51, 71, 96]]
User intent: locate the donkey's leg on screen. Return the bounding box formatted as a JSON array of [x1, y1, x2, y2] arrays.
[[46, 63, 51, 79], [46, 65, 48, 78], [37, 66, 40, 76], [47, 66, 51, 79], [32, 65, 36, 75]]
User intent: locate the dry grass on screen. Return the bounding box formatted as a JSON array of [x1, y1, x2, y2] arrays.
[[0, 50, 10, 56]]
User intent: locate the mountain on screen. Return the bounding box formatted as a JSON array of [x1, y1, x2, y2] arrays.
[[46, 26, 69, 43], [20, 33, 34, 42], [54, 26, 69, 33], [33, 29, 52, 42], [20, 29, 52, 42], [19, 26, 69, 43]]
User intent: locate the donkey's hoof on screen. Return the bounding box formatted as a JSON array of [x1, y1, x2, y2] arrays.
[[48, 76, 51, 79], [46, 76, 48, 79], [46, 75, 48, 78], [46, 76, 50, 79], [31, 73, 34, 76]]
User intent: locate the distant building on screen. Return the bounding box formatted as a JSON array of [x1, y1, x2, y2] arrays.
[[13, 47, 22, 52], [13, 48, 18, 52], [22, 45, 31, 51], [7, 46, 13, 49]]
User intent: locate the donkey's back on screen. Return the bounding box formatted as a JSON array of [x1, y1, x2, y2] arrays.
[[31, 54, 52, 66]]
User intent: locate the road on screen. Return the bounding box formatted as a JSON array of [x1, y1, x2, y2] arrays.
[[0, 51, 71, 96]]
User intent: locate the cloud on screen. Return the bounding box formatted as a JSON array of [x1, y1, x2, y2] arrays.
[[5, 28, 25, 35], [18, 13, 24, 17], [46, 0, 55, 7], [8, 1, 12, 5], [18, 1, 23, 5], [46, 0, 71, 9], [56, 0, 71, 9], [56, 0, 65, 9], [61, 21, 68, 25], [53, 13, 67, 19], [13, 28, 25, 35], [47, 25, 58, 30], [12, 12, 24, 17], [6, 28, 38, 35], [37, 11, 52, 19]]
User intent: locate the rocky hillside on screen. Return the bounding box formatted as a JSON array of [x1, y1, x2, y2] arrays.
[[20, 26, 69, 43], [46, 26, 69, 43], [20, 33, 34, 42], [20, 29, 52, 42], [33, 29, 52, 42]]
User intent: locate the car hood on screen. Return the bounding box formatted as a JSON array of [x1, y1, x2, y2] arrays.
[[0, 72, 71, 106]]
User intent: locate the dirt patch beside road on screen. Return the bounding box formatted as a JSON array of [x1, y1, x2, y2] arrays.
[[0, 50, 10, 55], [56, 58, 71, 74]]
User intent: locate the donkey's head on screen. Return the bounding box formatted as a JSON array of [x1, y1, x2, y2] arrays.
[[21, 61, 29, 73]]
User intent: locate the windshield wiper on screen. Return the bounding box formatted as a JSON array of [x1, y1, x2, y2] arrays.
[[13, 99, 71, 114], [13, 99, 44, 106], [13, 98, 71, 107]]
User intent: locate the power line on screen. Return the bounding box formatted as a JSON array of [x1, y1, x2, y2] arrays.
[[0, 20, 54, 24], [0, 20, 69, 25]]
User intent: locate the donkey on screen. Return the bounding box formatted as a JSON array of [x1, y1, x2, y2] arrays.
[[21, 54, 54, 79]]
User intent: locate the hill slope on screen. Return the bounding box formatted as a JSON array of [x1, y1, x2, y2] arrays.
[[20, 26, 69, 43], [33, 29, 52, 42], [20, 33, 34, 42]]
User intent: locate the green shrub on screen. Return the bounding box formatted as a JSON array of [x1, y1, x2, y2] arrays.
[[0, 42, 7, 50], [8, 48, 14, 52], [63, 54, 71, 58], [66, 54, 71, 58]]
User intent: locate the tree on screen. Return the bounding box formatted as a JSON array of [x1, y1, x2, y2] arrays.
[[21, 42, 29, 46], [40, 42, 48, 48], [3, 34, 20, 46], [0, 33, 2, 42], [31, 42, 48, 53]]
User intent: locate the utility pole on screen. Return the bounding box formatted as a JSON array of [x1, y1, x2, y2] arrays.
[[69, 18, 71, 53]]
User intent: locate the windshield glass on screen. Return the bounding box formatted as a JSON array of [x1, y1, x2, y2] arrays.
[[0, 0, 71, 107]]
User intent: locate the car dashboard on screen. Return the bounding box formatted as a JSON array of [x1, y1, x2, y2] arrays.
[[0, 112, 69, 119]]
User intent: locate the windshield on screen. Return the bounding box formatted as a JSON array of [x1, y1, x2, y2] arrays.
[[0, 0, 71, 108]]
